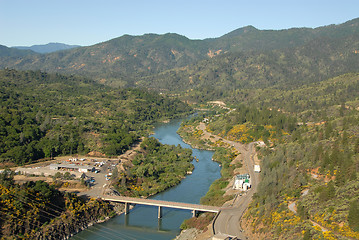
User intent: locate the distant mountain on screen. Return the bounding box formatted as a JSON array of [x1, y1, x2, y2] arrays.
[[142, 32, 359, 92], [0, 18, 358, 89], [13, 42, 81, 53], [209, 17, 359, 52], [0, 44, 36, 57], [0, 33, 210, 87]]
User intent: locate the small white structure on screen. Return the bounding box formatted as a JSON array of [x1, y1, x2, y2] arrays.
[[255, 141, 266, 147], [233, 174, 251, 191], [254, 165, 261, 173], [49, 164, 94, 173]]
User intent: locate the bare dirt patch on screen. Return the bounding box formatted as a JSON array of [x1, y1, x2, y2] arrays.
[[0, 162, 16, 169]]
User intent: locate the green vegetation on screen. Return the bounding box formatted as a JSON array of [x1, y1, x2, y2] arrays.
[[1, 18, 359, 91], [0, 17, 359, 239], [228, 73, 359, 122], [147, 33, 359, 95], [0, 69, 192, 166], [177, 115, 213, 150], [0, 170, 114, 239], [207, 104, 297, 144], [242, 84, 359, 238], [177, 116, 241, 206], [113, 137, 194, 197], [178, 73, 359, 238], [180, 212, 216, 231], [200, 146, 241, 206]]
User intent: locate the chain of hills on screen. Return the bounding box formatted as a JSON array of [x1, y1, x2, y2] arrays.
[[1, 17, 359, 240], [1, 17, 359, 91]]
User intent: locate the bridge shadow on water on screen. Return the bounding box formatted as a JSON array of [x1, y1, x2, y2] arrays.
[[123, 205, 193, 232], [72, 205, 191, 240], [72, 117, 220, 240]]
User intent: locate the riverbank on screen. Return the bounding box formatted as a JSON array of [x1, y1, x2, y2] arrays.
[[72, 118, 221, 240], [45, 212, 115, 240], [65, 201, 127, 240], [174, 118, 261, 240]]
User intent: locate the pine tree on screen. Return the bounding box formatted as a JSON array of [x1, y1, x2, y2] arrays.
[[348, 201, 359, 232]]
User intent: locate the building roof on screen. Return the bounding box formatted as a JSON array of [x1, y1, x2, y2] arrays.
[[49, 163, 93, 170], [235, 174, 250, 180]]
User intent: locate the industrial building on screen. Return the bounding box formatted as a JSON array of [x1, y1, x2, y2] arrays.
[[49, 163, 94, 173], [233, 174, 251, 191]]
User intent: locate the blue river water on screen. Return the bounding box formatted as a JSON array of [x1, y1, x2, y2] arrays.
[[72, 118, 220, 240]]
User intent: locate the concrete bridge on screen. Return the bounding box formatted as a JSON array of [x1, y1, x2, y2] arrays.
[[101, 195, 220, 219]]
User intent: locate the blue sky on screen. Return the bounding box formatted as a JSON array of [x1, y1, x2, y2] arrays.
[[0, 0, 358, 47]]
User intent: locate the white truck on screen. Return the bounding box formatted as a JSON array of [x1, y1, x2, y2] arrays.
[[254, 165, 261, 173]]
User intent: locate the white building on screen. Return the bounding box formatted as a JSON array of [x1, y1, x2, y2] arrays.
[[49, 163, 94, 173], [233, 174, 251, 191]]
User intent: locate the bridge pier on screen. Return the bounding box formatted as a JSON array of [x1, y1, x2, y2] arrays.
[[158, 206, 162, 219], [125, 202, 129, 215], [102, 196, 220, 219]]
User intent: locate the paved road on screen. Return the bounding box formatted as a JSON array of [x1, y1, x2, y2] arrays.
[[214, 142, 258, 240], [198, 123, 259, 239]]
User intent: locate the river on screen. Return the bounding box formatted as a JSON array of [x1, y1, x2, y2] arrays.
[[72, 118, 221, 240]]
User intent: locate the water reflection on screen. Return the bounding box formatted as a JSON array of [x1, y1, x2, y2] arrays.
[[72, 118, 220, 240]]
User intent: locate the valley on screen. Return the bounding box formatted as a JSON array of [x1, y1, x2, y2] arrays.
[[1, 16, 359, 240]]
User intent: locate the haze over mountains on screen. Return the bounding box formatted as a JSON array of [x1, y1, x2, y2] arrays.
[[1, 15, 359, 240], [13, 42, 81, 54], [1, 17, 359, 90]]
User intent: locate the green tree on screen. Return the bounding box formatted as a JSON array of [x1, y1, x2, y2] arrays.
[[348, 201, 359, 232]]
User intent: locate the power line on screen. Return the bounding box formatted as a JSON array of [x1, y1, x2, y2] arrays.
[[23, 191, 143, 239], [0, 213, 87, 240], [0, 192, 115, 240], [2, 187, 155, 240]]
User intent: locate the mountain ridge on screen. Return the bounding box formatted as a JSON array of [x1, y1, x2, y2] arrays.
[[13, 42, 81, 54], [0, 17, 359, 88]]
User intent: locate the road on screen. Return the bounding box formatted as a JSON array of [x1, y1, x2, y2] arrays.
[[80, 140, 142, 198], [82, 123, 259, 239], [214, 142, 258, 240], [198, 123, 259, 239], [79, 160, 115, 198]]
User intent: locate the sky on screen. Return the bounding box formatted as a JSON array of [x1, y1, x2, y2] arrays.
[[0, 0, 358, 47]]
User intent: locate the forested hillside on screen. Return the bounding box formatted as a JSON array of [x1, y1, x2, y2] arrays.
[[0, 34, 210, 87], [246, 103, 359, 239], [0, 45, 35, 57], [13, 43, 81, 54], [0, 170, 114, 239], [197, 72, 359, 239], [227, 73, 359, 121], [0, 69, 191, 166], [145, 32, 359, 95], [0, 18, 358, 89], [1, 16, 359, 240], [113, 137, 194, 197]]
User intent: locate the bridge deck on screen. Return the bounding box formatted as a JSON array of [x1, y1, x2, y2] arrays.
[[102, 195, 220, 213]]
